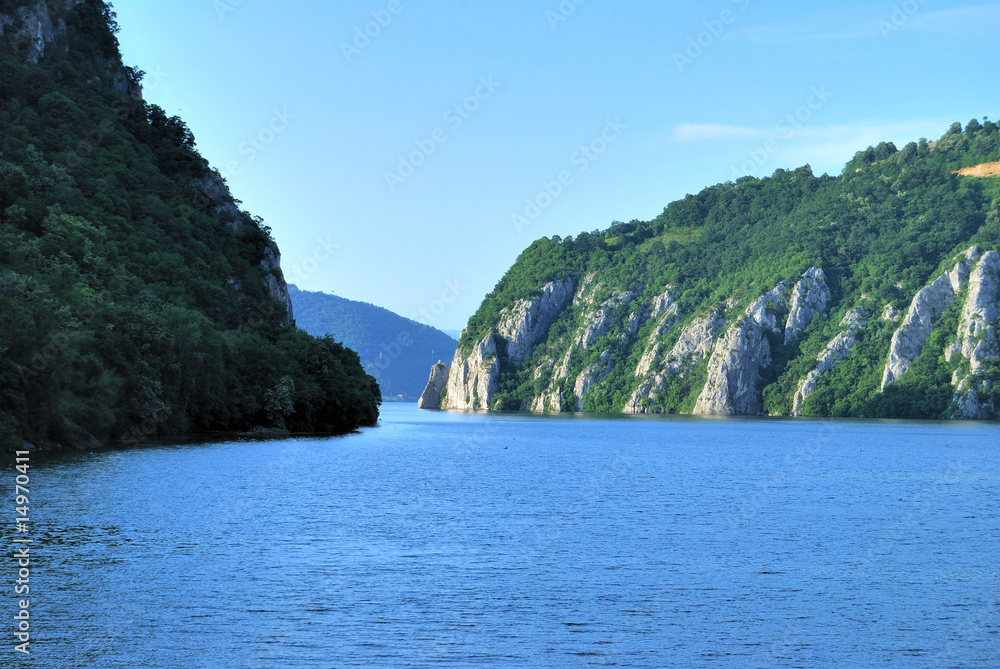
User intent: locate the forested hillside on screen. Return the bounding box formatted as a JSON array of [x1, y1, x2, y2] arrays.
[[0, 0, 380, 449], [290, 285, 457, 400], [441, 120, 1000, 420]]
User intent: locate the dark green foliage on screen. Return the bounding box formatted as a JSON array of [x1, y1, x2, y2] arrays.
[[0, 2, 379, 448], [289, 285, 457, 400]]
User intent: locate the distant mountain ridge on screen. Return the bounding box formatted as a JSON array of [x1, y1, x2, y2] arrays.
[[289, 286, 456, 400]]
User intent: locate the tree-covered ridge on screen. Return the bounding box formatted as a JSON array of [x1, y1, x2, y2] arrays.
[[0, 0, 379, 449], [459, 119, 1000, 418], [289, 285, 457, 400]]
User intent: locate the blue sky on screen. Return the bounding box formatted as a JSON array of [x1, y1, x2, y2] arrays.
[[112, 0, 1000, 332]]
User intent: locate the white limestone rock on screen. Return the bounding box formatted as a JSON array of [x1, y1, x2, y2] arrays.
[[623, 311, 726, 414], [496, 278, 574, 366], [442, 335, 499, 411], [573, 351, 613, 409], [784, 267, 830, 343], [792, 307, 868, 415], [693, 317, 772, 415], [417, 362, 450, 409], [946, 251, 999, 419], [881, 248, 979, 389]]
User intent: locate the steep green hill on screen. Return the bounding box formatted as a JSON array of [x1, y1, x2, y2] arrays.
[[0, 0, 380, 449], [440, 120, 1000, 420], [289, 286, 457, 400]]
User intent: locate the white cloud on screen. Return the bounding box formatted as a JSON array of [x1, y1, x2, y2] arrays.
[[660, 119, 957, 179]]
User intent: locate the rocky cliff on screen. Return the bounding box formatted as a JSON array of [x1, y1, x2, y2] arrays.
[[417, 362, 449, 409], [881, 248, 978, 389], [422, 122, 1000, 420], [442, 334, 500, 410], [0, 0, 77, 64]]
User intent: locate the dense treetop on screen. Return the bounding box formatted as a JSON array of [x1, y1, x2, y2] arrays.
[[0, 0, 380, 448]]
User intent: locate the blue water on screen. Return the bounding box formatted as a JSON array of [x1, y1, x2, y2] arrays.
[[7, 404, 1000, 667]]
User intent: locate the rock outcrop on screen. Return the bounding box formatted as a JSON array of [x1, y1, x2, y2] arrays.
[[692, 278, 802, 415], [946, 251, 999, 373], [784, 267, 830, 343], [881, 248, 979, 389], [442, 335, 499, 410], [693, 316, 773, 415], [496, 279, 574, 365], [442, 279, 574, 410], [573, 351, 612, 410], [792, 307, 868, 415], [633, 286, 678, 377], [192, 173, 293, 324], [946, 251, 999, 419], [528, 285, 637, 412], [574, 290, 636, 349], [260, 242, 294, 325], [1, 1, 57, 64], [417, 362, 450, 409], [624, 310, 725, 414]]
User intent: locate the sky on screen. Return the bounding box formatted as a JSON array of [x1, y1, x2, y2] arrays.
[[111, 0, 1000, 332]]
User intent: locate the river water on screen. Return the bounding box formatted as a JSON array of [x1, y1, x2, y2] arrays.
[[8, 404, 1000, 667]]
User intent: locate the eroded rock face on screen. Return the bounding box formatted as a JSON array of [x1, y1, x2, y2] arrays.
[[193, 174, 244, 230], [624, 311, 726, 414], [531, 388, 564, 412], [573, 351, 613, 410], [946, 251, 999, 419], [651, 287, 679, 320], [530, 287, 636, 412], [417, 362, 450, 409], [881, 248, 979, 389], [1, 1, 54, 64], [575, 290, 636, 349], [946, 251, 999, 373], [691, 268, 824, 416], [633, 286, 679, 378], [882, 304, 900, 321], [442, 335, 499, 410], [746, 284, 788, 333], [260, 243, 294, 325], [785, 267, 830, 343], [792, 307, 868, 415], [693, 317, 772, 415], [496, 279, 574, 366], [1, 1, 88, 64]]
